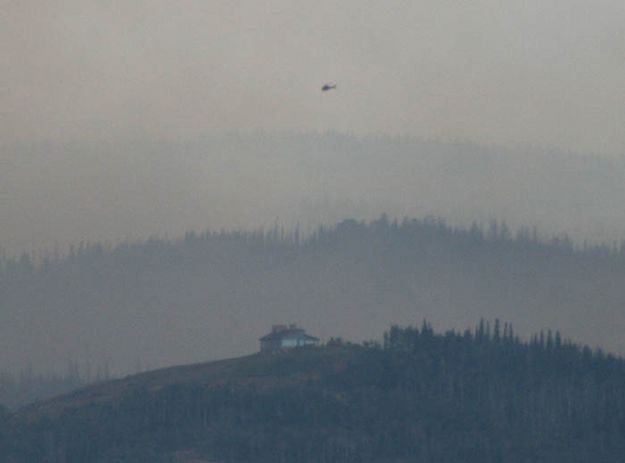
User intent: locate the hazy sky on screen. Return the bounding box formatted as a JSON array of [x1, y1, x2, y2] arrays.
[[2, 0, 625, 154]]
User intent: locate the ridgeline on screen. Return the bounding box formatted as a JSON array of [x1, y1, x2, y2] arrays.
[[2, 322, 625, 462]]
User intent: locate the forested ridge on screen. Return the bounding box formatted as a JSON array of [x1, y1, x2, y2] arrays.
[[2, 215, 625, 378], [2, 323, 625, 462]]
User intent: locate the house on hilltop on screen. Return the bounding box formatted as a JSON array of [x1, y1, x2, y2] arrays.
[[259, 324, 320, 353]]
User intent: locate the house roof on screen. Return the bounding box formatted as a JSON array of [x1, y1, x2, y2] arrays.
[[259, 329, 320, 342]]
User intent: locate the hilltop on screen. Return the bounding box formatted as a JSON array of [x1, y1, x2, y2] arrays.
[[3, 323, 625, 462]]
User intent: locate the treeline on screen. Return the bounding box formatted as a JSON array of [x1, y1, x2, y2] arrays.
[[2, 322, 625, 462], [3, 215, 625, 274]]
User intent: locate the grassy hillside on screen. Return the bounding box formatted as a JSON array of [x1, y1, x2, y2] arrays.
[[3, 324, 625, 462], [18, 348, 354, 423]]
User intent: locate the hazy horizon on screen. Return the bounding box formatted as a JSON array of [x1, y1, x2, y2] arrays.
[[3, 132, 625, 257], [4, 1, 625, 254], [2, 0, 625, 154]]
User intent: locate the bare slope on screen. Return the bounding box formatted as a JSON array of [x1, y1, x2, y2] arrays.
[[18, 347, 353, 422]]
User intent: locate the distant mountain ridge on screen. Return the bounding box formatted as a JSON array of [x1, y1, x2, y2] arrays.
[[3, 134, 625, 255], [2, 215, 625, 376]]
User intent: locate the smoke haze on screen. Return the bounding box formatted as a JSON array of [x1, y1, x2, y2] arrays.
[[3, 1, 625, 385], [2, 1, 625, 153], [2, 135, 625, 256]]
